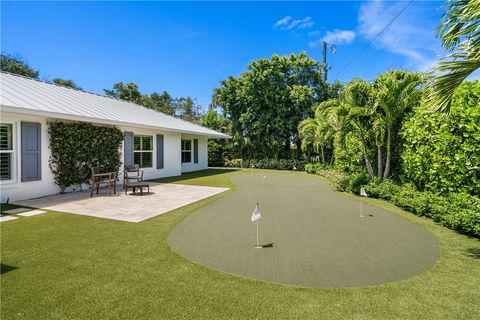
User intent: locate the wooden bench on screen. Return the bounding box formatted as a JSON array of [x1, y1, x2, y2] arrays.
[[125, 182, 150, 195]]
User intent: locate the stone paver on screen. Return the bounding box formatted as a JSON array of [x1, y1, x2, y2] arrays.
[[0, 216, 19, 222], [16, 183, 228, 223], [3, 207, 31, 214], [18, 210, 47, 217]]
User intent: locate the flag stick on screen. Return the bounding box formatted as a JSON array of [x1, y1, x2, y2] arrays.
[[255, 202, 262, 248], [360, 197, 364, 218], [256, 219, 260, 248]]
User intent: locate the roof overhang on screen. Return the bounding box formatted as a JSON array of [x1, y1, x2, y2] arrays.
[[0, 105, 231, 139]]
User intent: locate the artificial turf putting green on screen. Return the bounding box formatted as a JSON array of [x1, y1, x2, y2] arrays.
[[169, 171, 439, 288], [1, 169, 479, 320]]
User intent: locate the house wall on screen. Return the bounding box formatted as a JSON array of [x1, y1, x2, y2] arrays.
[[0, 112, 57, 202], [180, 134, 208, 173], [0, 112, 209, 202]]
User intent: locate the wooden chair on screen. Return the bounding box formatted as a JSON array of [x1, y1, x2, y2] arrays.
[[123, 165, 144, 188], [90, 166, 116, 197]]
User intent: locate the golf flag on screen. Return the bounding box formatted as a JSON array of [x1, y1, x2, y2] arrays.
[[251, 204, 261, 222], [360, 187, 368, 197]]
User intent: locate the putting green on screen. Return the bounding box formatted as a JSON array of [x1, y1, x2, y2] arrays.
[[168, 171, 439, 288]]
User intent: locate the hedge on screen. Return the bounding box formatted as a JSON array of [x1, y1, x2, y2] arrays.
[[224, 158, 306, 171], [48, 122, 123, 192], [304, 164, 480, 237], [364, 180, 480, 238], [400, 81, 480, 196]]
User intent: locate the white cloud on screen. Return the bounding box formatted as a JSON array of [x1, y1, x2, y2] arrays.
[[274, 16, 292, 28], [309, 29, 356, 47], [274, 16, 314, 30], [324, 29, 356, 44], [358, 0, 442, 71]]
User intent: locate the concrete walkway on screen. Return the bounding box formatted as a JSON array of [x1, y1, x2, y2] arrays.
[[16, 182, 228, 223]]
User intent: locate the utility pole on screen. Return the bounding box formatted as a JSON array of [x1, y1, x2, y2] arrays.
[[322, 41, 327, 82]]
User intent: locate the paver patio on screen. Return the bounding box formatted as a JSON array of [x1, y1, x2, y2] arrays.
[[16, 182, 228, 222]]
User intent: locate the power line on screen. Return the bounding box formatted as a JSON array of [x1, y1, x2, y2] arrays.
[[333, 0, 413, 79]]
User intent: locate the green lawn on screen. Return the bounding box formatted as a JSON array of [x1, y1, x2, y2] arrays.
[[1, 169, 479, 319]]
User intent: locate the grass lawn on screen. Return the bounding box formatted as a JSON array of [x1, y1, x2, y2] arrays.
[[1, 169, 479, 319]]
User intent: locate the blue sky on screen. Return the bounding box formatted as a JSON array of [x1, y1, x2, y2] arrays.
[[2, 1, 448, 108]]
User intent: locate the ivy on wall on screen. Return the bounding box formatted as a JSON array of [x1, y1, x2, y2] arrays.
[[48, 122, 123, 192]]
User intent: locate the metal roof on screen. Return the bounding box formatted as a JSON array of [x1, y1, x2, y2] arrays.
[[0, 72, 229, 139]]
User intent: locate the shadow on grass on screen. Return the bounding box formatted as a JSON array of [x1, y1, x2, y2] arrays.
[[0, 203, 23, 215], [465, 248, 480, 259], [150, 168, 239, 183], [0, 263, 18, 275]]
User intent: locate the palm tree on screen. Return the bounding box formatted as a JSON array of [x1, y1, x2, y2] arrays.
[[427, 0, 480, 112], [298, 100, 340, 165], [374, 71, 424, 179], [342, 79, 376, 178]]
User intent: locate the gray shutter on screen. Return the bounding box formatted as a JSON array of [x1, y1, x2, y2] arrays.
[[21, 122, 41, 182], [156, 134, 164, 169], [124, 132, 134, 167], [193, 139, 199, 164]]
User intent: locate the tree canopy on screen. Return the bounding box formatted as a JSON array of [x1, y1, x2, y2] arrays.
[[52, 78, 82, 90], [104, 82, 203, 122], [0, 54, 39, 78], [427, 0, 480, 112], [213, 52, 335, 159]]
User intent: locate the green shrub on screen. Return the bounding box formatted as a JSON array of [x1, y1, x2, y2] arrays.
[[224, 159, 244, 168], [364, 179, 480, 237], [316, 169, 350, 191], [305, 163, 324, 174], [224, 158, 306, 171], [48, 122, 123, 192], [346, 172, 370, 194], [401, 81, 480, 196]]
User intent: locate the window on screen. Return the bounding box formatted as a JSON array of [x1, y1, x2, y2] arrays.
[[134, 135, 153, 168], [181, 139, 192, 163], [0, 123, 13, 180]]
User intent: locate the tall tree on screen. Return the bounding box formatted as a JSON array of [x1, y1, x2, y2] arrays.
[[0, 54, 39, 78], [148, 91, 174, 115], [342, 79, 376, 178], [213, 52, 326, 159], [104, 82, 146, 105], [174, 97, 202, 123], [52, 78, 82, 90], [298, 99, 340, 164], [374, 70, 424, 179], [201, 107, 233, 166], [427, 0, 480, 112]]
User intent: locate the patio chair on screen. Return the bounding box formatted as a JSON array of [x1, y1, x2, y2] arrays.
[[123, 165, 144, 188], [90, 166, 117, 197]]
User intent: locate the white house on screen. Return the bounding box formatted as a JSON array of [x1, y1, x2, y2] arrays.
[[0, 72, 229, 201]]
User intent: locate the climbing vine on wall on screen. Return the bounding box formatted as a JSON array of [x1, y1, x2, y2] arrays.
[[48, 121, 123, 192]]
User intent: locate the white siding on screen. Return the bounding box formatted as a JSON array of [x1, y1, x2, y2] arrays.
[[0, 113, 56, 201], [0, 112, 210, 202], [180, 134, 208, 173]]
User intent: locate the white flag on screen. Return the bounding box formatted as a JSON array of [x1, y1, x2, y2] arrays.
[[263, 173, 267, 180], [251, 205, 261, 222], [360, 187, 368, 197]]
